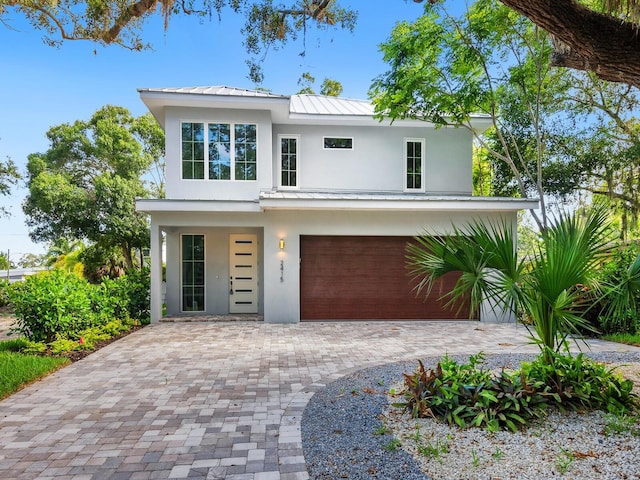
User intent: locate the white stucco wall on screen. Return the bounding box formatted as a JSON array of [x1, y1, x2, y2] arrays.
[[164, 107, 273, 200], [271, 125, 473, 195]]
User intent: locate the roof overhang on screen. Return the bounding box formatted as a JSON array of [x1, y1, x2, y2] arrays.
[[136, 199, 262, 213], [136, 194, 539, 214], [258, 192, 539, 211]]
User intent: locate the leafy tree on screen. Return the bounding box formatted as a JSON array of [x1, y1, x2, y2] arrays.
[[296, 72, 343, 96], [0, 252, 11, 270], [420, 0, 640, 87], [320, 78, 343, 96], [1, 0, 357, 82], [370, 0, 571, 229], [24, 105, 165, 271], [5, 0, 640, 86], [0, 156, 20, 218], [17, 253, 46, 268]]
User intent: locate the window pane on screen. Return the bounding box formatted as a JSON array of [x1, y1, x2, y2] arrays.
[[324, 137, 353, 149], [182, 122, 204, 180], [209, 124, 231, 180], [182, 235, 205, 312]]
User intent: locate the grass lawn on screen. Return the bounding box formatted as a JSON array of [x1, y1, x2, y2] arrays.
[[602, 332, 640, 347], [0, 339, 70, 400]]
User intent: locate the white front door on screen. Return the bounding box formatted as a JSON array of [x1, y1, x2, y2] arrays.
[[229, 234, 259, 313]]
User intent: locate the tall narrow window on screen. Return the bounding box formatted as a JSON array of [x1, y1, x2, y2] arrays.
[[280, 136, 298, 188], [405, 139, 425, 191], [208, 123, 231, 180], [182, 234, 205, 312], [235, 124, 257, 180], [182, 123, 205, 179]]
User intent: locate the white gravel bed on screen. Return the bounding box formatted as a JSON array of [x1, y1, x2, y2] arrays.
[[385, 405, 640, 480], [302, 352, 640, 480]]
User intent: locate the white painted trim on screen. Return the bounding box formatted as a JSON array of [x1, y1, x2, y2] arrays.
[[277, 134, 300, 190], [136, 199, 262, 213]]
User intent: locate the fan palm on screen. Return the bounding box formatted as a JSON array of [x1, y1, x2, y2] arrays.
[[407, 206, 611, 362]]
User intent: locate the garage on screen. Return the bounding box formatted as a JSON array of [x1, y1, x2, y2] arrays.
[[300, 235, 472, 321]]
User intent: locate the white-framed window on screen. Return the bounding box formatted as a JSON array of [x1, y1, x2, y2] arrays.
[[181, 122, 257, 180], [181, 234, 205, 312], [404, 138, 425, 191], [323, 137, 353, 150], [279, 135, 299, 189]]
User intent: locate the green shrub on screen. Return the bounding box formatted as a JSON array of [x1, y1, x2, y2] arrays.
[[49, 335, 82, 355], [399, 354, 547, 432], [93, 269, 150, 323], [522, 349, 638, 414], [399, 351, 637, 433], [8, 269, 99, 342], [589, 242, 640, 335], [0, 279, 9, 308]]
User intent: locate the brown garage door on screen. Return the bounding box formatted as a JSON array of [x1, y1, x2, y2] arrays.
[[300, 235, 471, 321]]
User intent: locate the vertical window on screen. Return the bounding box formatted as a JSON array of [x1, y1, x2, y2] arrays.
[[235, 124, 257, 180], [182, 123, 205, 179], [181, 122, 257, 181], [182, 234, 205, 312], [280, 136, 298, 188], [405, 139, 425, 191], [208, 123, 231, 180]]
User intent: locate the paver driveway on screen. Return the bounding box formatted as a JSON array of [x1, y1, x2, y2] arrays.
[[1, 321, 639, 480]]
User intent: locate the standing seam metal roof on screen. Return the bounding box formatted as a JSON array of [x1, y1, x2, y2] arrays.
[[138, 86, 377, 116]]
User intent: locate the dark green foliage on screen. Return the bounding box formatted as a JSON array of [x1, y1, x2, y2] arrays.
[[8, 270, 97, 342], [400, 352, 637, 433], [7, 268, 150, 342], [400, 354, 547, 432], [97, 268, 150, 322], [592, 242, 640, 335], [0, 279, 9, 307], [522, 349, 637, 414]]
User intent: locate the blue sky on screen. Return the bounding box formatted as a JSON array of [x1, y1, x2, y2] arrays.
[[0, 1, 430, 259]]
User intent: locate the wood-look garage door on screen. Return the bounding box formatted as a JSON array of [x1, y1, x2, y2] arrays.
[[300, 235, 471, 321]]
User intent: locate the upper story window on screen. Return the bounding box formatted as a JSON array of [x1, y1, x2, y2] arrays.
[[405, 138, 425, 191], [323, 137, 353, 150], [279, 135, 299, 189], [181, 122, 257, 181]]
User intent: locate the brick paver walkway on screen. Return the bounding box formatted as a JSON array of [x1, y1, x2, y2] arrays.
[[1, 321, 639, 479]]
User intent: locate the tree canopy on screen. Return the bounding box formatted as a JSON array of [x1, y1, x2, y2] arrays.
[[23, 105, 165, 270], [0, 157, 19, 218], [3, 1, 640, 85], [1, 0, 357, 82]]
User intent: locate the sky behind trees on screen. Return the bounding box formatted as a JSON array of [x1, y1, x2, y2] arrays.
[[0, 1, 429, 257]]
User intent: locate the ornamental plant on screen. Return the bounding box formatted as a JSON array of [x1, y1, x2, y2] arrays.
[[407, 205, 612, 362]]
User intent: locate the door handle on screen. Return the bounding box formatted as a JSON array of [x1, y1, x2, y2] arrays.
[[229, 277, 234, 295]]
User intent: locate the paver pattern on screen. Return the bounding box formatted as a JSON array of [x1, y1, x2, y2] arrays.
[[1, 320, 639, 480]]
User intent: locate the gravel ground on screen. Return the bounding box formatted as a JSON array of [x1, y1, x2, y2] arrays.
[[301, 352, 640, 480]]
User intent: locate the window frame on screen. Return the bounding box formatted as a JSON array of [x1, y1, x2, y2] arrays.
[[180, 233, 206, 313], [278, 134, 300, 190], [403, 138, 426, 192], [180, 121, 258, 181], [322, 136, 354, 150]]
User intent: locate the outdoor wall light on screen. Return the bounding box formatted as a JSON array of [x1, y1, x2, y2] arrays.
[[279, 238, 285, 250]]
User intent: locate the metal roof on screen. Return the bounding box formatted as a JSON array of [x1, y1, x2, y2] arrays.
[[289, 95, 375, 116], [137, 85, 288, 99]]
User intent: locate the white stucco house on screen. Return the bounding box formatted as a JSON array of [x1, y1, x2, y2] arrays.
[[136, 86, 537, 324]]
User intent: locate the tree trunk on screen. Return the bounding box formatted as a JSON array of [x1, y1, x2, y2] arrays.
[[500, 0, 640, 88]]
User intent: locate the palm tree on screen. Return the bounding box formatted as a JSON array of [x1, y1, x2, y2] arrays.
[[407, 206, 612, 362]]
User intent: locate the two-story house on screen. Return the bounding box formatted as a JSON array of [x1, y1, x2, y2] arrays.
[[136, 86, 537, 324]]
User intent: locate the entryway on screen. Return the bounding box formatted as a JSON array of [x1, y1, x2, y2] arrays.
[[229, 233, 259, 314]]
